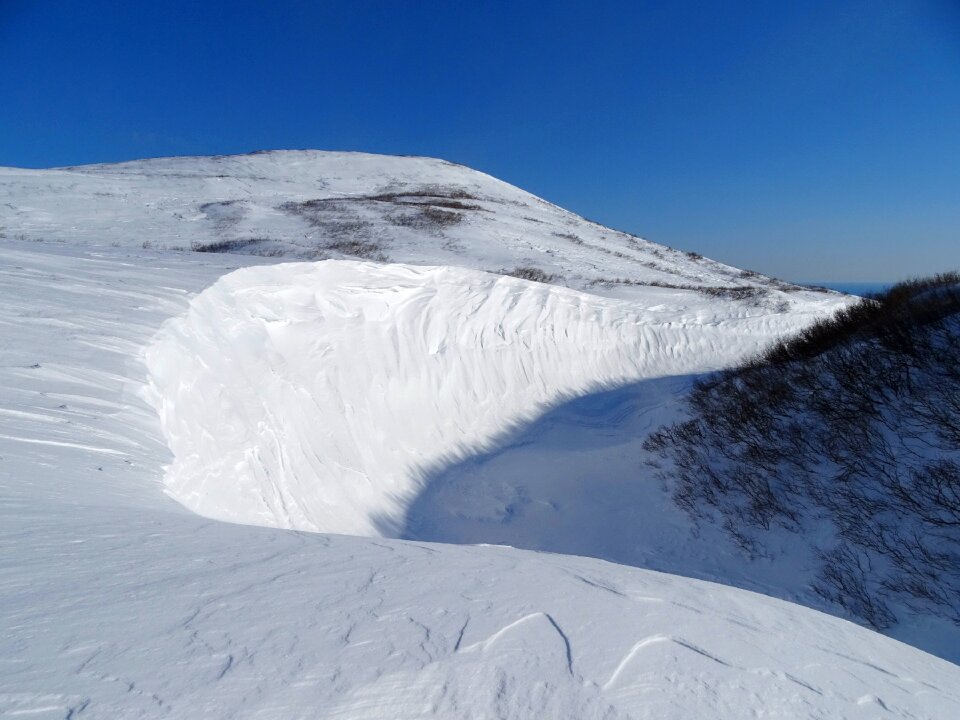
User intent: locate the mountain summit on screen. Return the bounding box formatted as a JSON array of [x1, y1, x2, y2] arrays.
[[2, 150, 825, 310]]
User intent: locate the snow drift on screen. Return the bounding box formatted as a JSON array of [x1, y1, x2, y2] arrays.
[[145, 259, 846, 536]]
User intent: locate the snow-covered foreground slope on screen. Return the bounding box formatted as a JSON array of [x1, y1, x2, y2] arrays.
[[145, 260, 843, 536], [12, 502, 960, 720], [4, 242, 959, 718]]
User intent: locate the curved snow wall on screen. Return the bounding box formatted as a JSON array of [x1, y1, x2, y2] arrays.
[[144, 260, 829, 536]]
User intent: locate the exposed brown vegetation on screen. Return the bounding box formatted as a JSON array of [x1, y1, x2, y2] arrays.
[[504, 266, 556, 283], [645, 272, 960, 629]]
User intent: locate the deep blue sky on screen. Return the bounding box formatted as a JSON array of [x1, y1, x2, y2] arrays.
[[2, 0, 958, 281]]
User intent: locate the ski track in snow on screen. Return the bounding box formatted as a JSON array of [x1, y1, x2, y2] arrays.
[[1, 152, 959, 717]]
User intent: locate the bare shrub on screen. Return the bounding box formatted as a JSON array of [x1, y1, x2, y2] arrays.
[[591, 278, 769, 302], [324, 240, 388, 262], [389, 205, 463, 230], [645, 273, 960, 629], [699, 285, 767, 301], [250, 245, 286, 258], [372, 193, 480, 211], [505, 266, 555, 283], [281, 187, 473, 238], [552, 231, 583, 245], [374, 185, 478, 201], [191, 238, 267, 253], [419, 206, 463, 226]]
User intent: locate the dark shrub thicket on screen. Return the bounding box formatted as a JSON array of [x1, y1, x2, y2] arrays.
[[278, 188, 474, 244], [506, 266, 555, 283], [325, 239, 388, 262], [191, 238, 266, 253], [645, 273, 960, 629]]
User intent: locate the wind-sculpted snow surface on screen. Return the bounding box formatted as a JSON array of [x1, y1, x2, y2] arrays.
[[2, 240, 959, 719], [145, 260, 840, 536], [3, 146, 955, 716], [12, 496, 960, 719]]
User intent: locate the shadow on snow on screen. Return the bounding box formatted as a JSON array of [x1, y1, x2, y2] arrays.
[[377, 374, 707, 572]]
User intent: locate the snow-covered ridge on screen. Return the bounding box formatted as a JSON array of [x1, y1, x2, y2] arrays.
[[1, 149, 830, 308], [145, 259, 845, 536]]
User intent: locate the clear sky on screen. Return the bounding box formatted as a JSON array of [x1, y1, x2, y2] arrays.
[[2, 0, 958, 282]]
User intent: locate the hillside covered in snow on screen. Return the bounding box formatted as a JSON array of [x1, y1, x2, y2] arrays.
[[646, 274, 960, 650], [1, 150, 823, 309], [2, 152, 957, 717]]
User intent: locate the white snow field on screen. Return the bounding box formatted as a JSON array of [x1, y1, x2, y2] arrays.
[[2, 152, 959, 717]]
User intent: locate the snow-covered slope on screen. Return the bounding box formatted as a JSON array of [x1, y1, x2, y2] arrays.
[[2, 240, 958, 719], [0, 150, 826, 308], [145, 260, 843, 537], [5, 151, 956, 716]]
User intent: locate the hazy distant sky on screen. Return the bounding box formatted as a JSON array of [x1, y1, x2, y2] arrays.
[[2, 0, 957, 281]]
